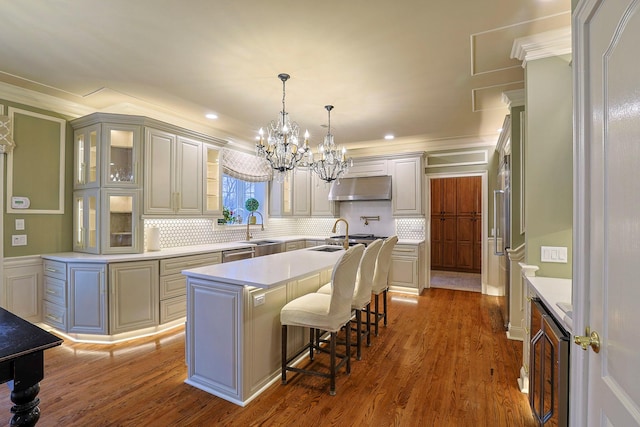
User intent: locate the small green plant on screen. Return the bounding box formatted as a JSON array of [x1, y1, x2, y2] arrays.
[[223, 206, 237, 223]]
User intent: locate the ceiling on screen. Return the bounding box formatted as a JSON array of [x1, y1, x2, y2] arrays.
[[0, 0, 571, 154]]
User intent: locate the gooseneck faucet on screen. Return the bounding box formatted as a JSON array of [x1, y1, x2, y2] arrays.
[[246, 211, 265, 241], [332, 218, 350, 250]]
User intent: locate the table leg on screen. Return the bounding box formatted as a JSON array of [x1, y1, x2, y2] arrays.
[[10, 383, 41, 427]]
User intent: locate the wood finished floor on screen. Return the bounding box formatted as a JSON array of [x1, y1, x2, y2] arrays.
[[1, 289, 535, 426]]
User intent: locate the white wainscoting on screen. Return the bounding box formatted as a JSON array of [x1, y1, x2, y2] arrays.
[[485, 237, 501, 296], [3, 255, 43, 322]]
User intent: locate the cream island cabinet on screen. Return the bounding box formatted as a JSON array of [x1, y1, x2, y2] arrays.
[[181, 247, 341, 406], [40, 245, 238, 342]]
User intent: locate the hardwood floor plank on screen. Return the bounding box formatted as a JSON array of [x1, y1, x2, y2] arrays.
[[0, 288, 535, 426]]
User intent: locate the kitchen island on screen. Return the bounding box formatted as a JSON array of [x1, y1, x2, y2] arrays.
[[181, 246, 344, 406]]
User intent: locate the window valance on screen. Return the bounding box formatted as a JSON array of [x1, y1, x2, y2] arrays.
[[222, 149, 272, 182]]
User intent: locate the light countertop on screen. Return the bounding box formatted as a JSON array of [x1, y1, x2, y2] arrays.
[[182, 246, 345, 289], [525, 276, 573, 333]]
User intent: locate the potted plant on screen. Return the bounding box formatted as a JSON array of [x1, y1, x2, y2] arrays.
[[245, 198, 259, 224]]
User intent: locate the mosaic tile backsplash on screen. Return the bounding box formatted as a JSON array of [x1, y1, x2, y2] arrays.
[[144, 216, 425, 250]]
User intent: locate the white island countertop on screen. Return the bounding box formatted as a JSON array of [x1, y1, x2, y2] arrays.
[[525, 276, 572, 333], [182, 246, 345, 289]]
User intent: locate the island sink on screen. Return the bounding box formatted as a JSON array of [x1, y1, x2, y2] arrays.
[[310, 246, 343, 253]]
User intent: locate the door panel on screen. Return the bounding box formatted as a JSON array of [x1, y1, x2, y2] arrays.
[[575, 0, 640, 425]]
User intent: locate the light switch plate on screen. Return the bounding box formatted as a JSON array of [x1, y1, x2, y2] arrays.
[[15, 219, 25, 230], [12, 235, 27, 246], [541, 246, 568, 263]]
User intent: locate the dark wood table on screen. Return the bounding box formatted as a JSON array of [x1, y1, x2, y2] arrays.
[[0, 308, 62, 426]]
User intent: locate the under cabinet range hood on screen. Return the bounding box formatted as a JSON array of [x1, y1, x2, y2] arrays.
[[328, 175, 392, 201]]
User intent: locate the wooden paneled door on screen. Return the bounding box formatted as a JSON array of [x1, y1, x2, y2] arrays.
[[431, 176, 481, 273]]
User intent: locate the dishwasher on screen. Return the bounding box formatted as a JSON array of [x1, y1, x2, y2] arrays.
[[222, 247, 255, 263]]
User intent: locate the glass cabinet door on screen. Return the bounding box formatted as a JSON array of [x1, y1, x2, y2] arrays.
[[102, 190, 141, 254], [73, 190, 99, 254], [102, 124, 142, 188], [204, 145, 221, 214], [74, 124, 100, 189]]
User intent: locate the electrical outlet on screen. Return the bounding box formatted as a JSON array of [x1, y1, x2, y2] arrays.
[[541, 246, 568, 263], [12, 235, 27, 246], [254, 294, 265, 306]]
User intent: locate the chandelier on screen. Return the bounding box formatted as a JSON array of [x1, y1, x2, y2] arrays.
[[256, 73, 310, 181], [309, 105, 352, 183]]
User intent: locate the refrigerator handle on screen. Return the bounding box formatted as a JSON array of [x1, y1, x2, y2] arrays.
[[494, 189, 505, 256]]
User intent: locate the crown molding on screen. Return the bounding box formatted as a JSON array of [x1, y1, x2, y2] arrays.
[[511, 27, 572, 68], [502, 89, 525, 108], [0, 81, 94, 118]]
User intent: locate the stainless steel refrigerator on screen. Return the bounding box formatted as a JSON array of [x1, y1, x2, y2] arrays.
[[494, 154, 511, 330]]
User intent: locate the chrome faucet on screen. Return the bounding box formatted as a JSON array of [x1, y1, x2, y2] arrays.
[[332, 218, 350, 250], [246, 211, 264, 241]]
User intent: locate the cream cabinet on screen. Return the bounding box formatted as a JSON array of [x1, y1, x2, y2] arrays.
[[159, 252, 222, 323], [73, 120, 143, 190], [109, 260, 159, 334], [269, 175, 293, 216], [203, 144, 222, 216], [285, 240, 306, 251], [102, 189, 143, 254], [310, 174, 339, 217], [390, 155, 424, 216], [73, 189, 100, 254], [389, 243, 426, 294], [144, 128, 203, 215], [68, 263, 107, 334], [4, 257, 42, 323], [344, 159, 388, 177], [292, 168, 311, 216], [71, 115, 145, 254]]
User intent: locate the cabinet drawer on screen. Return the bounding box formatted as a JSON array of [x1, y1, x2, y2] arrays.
[[160, 295, 186, 324], [160, 274, 186, 300], [44, 276, 66, 306], [285, 241, 304, 251], [43, 301, 66, 330], [160, 252, 221, 276], [43, 260, 67, 281], [392, 245, 419, 257]]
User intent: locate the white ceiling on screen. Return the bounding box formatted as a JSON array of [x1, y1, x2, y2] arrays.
[[0, 0, 571, 153]]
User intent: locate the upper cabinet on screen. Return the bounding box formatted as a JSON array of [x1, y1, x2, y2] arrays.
[[311, 174, 339, 217], [73, 121, 142, 190], [144, 128, 203, 216], [344, 159, 388, 178], [389, 155, 424, 216], [270, 168, 339, 217], [203, 144, 222, 216]]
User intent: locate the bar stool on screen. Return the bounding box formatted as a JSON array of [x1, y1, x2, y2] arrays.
[[317, 239, 383, 359], [280, 244, 364, 395], [370, 235, 398, 336]]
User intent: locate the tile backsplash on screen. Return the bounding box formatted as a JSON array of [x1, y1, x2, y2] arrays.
[[144, 212, 425, 250]]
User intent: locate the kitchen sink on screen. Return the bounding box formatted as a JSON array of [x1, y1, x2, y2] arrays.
[[310, 246, 343, 253], [244, 240, 282, 246]]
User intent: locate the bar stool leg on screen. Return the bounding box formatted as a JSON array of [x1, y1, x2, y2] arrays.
[[374, 294, 380, 336], [365, 303, 372, 346], [383, 289, 388, 326], [329, 331, 337, 396], [281, 325, 288, 384]]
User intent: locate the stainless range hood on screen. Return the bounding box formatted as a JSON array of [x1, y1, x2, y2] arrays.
[[328, 175, 392, 201]]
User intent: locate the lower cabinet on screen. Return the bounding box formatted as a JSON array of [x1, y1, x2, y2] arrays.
[[109, 260, 159, 334], [68, 263, 107, 334], [285, 240, 305, 251], [389, 243, 426, 294]]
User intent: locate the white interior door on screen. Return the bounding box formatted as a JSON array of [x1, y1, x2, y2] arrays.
[[573, 0, 640, 425]]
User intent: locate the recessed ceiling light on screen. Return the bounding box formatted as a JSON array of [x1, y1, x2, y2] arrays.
[[384, 134, 394, 140], [497, 128, 503, 133], [205, 113, 218, 120]]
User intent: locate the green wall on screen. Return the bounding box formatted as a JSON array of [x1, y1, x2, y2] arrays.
[[524, 55, 573, 278], [2, 99, 74, 257], [510, 105, 525, 250]]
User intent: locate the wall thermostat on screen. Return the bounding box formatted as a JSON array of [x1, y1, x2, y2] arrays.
[[11, 196, 30, 209]]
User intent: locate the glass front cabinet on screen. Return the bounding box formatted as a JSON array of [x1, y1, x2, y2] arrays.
[[71, 114, 144, 254], [204, 144, 221, 215]]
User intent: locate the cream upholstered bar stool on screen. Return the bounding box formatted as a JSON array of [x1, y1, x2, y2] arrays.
[[317, 238, 383, 360], [280, 244, 364, 396], [369, 235, 398, 336]]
